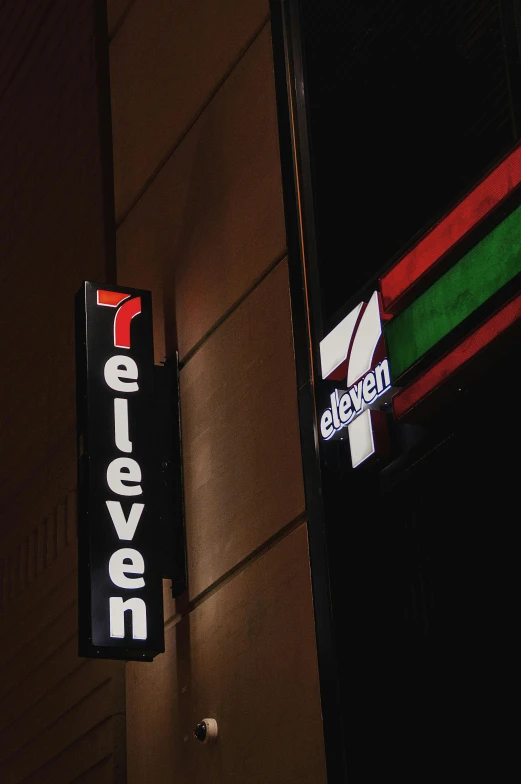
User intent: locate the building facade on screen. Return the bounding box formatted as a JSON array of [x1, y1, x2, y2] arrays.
[[1, 1, 519, 782]]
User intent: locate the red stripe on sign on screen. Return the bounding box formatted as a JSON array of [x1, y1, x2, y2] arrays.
[[392, 291, 521, 421], [97, 290, 130, 307], [114, 296, 142, 349], [380, 143, 521, 315]]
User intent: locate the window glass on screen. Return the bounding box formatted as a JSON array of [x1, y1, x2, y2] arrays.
[[300, 0, 519, 323]]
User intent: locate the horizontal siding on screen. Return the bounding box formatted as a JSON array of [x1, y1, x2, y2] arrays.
[[2, 677, 123, 783], [0, 528, 126, 784], [0, 491, 77, 617], [69, 755, 116, 784], [0, 637, 83, 734], [19, 718, 119, 784], [0, 563, 126, 783]]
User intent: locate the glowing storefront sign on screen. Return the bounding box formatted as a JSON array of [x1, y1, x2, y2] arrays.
[[319, 145, 521, 465], [319, 291, 393, 468], [75, 283, 164, 660]]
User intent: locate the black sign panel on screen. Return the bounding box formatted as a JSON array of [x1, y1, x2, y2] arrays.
[[75, 282, 164, 660]]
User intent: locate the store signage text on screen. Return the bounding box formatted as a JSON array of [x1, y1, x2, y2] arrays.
[[320, 359, 391, 440], [319, 291, 393, 468], [75, 283, 164, 660]]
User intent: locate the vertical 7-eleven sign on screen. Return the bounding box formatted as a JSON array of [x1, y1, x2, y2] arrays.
[[320, 141, 521, 469], [319, 291, 393, 468]]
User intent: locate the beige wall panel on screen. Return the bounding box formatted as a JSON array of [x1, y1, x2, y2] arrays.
[[116, 23, 286, 362], [19, 718, 117, 784], [111, 0, 269, 221], [1, 674, 125, 784], [107, 0, 134, 37], [127, 523, 327, 784], [1, 659, 119, 762], [180, 261, 304, 599], [126, 624, 180, 784], [0, 678, 124, 784]]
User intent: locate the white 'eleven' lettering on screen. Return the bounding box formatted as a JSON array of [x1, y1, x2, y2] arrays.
[[319, 291, 392, 468]]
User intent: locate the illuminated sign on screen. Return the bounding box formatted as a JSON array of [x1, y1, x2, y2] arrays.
[[319, 145, 521, 461], [75, 282, 164, 660], [319, 292, 393, 468]]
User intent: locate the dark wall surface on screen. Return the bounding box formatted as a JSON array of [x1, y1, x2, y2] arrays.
[[0, 3, 127, 782], [301, 0, 521, 326], [273, 1, 521, 780]]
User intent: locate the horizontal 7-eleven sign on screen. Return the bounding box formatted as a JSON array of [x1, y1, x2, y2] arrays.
[[320, 142, 521, 469], [319, 291, 393, 468]]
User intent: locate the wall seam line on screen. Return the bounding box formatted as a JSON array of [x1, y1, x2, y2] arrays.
[[6, 715, 115, 780], [163, 510, 307, 628], [109, 0, 139, 42], [0, 677, 113, 765], [0, 659, 91, 737], [67, 754, 113, 784], [114, 13, 271, 228], [0, 626, 77, 703], [179, 248, 287, 369]]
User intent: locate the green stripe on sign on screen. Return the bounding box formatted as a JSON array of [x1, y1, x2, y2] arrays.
[[384, 202, 521, 382]]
